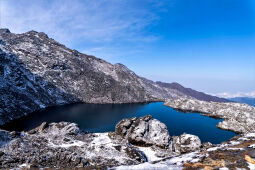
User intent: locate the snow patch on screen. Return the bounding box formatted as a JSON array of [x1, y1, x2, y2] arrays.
[[137, 147, 161, 162], [115, 162, 181, 170], [229, 141, 240, 145], [247, 162, 255, 169], [48, 140, 85, 148], [245, 133, 255, 138], [249, 144, 255, 148]]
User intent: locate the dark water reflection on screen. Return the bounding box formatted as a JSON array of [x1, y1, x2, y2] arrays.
[[2, 102, 236, 144]]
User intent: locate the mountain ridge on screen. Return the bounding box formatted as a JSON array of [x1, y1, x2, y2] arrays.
[[0, 28, 226, 125], [156, 81, 228, 102]]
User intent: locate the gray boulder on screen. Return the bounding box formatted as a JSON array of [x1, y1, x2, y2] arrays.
[[114, 115, 170, 148], [172, 133, 201, 153]]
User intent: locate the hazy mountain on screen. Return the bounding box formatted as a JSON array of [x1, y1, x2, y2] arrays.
[[228, 97, 255, 106], [156, 81, 228, 102]]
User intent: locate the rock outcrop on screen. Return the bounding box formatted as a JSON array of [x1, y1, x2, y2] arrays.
[[0, 116, 201, 169], [164, 98, 255, 133], [0, 122, 147, 169], [113, 116, 170, 148], [172, 133, 201, 154], [0, 28, 226, 125]]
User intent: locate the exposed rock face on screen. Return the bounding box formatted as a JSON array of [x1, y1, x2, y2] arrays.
[[172, 133, 201, 154], [114, 116, 170, 148], [0, 116, 202, 169], [0, 28, 226, 125], [164, 98, 255, 133]]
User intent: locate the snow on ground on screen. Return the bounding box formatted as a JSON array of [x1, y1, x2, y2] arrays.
[[115, 151, 203, 170], [219, 167, 229, 170], [249, 144, 255, 148], [165, 151, 202, 165], [137, 147, 161, 162], [48, 140, 85, 148], [248, 162, 255, 169], [229, 141, 241, 145], [245, 133, 255, 138], [207, 146, 221, 152], [115, 162, 181, 170]]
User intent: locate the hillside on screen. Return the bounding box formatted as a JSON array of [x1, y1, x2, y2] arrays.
[[0, 28, 226, 125]]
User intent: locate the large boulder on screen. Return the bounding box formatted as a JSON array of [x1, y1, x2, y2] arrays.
[[114, 115, 170, 148], [172, 133, 201, 153]]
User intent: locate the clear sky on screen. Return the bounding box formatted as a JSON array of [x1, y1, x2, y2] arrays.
[[1, 0, 254, 97]]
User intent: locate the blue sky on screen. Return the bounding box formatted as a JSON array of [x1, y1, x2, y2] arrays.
[[1, 0, 254, 96]]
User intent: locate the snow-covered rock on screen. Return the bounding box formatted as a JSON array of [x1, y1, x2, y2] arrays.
[[172, 133, 201, 154], [0, 121, 147, 169], [114, 115, 170, 148]]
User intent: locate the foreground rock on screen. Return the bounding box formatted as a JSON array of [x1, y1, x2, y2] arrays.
[[112, 115, 170, 148], [0, 116, 202, 169], [0, 28, 226, 125], [172, 133, 201, 154], [0, 122, 146, 169], [164, 98, 255, 133]]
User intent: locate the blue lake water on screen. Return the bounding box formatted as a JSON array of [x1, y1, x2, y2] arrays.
[[2, 102, 236, 144]]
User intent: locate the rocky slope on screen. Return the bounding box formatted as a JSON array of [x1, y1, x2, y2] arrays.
[[0, 28, 225, 125], [0, 116, 254, 169], [164, 98, 255, 133]]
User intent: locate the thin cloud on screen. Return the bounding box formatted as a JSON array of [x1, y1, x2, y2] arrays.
[[211, 90, 255, 98], [0, 0, 162, 46]]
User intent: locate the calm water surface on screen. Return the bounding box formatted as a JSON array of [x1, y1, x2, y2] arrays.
[[2, 102, 236, 144]]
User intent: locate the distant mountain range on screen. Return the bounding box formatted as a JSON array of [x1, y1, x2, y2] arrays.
[[0, 28, 227, 125], [228, 97, 255, 106], [156, 82, 228, 102]]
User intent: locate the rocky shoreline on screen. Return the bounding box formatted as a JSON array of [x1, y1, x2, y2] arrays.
[[0, 115, 255, 169], [164, 98, 255, 134], [0, 116, 202, 169]]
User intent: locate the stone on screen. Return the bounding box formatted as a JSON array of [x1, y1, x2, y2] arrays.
[[250, 150, 255, 158], [115, 116, 170, 148], [0, 151, 4, 156], [37, 122, 48, 132], [202, 142, 213, 149], [172, 133, 201, 154]]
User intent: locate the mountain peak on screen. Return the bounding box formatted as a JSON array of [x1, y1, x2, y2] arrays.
[[25, 30, 49, 38], [0, 28, 11, 34]]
